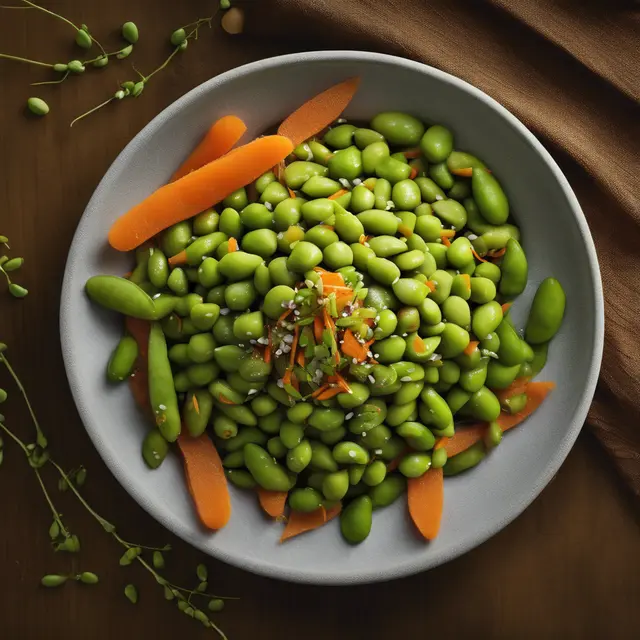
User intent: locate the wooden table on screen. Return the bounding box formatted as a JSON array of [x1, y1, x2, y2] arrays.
[[1, 2, 638, 638]]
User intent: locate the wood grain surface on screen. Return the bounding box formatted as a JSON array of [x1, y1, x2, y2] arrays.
[[0, 2, 638, 639]]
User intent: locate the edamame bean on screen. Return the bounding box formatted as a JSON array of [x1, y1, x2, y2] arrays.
[[399, 452, 431, 478], [322, 470, 349, 501], [443, 441, 486, 476], [499, 238, 528, 297], [333, 442, 369, 465], [465, 387, 501, 421], [376, 156, 412, 183], [244, 443, 291, 491], [362, 460, 387, 486], [340, 495, 373, 544], [350, 184, 376, 212], [429, 162, 455, 190], [193, 209, 220, 236], [328, 146, 363, 181], [354, 128, 385, 149], [392, 179, 421, 210], [240, 203, 272, 230], [442, 296, 471, 329], [107, 336, 138, 382], [471, 301, 503, 340], [397, 421, 435, 451], [242, 229, 278, 258], [525, 278, 566, 344], [324, 124, 357, 149], [160, 222, 192, 257], [371, 112, 425, 146], [287, 440, 312, 473], [369, 475, 406, 508], [142, 430, 169, 469], [184, 389, 213, 437], [287, 241, 323, 272], [420, 125, 453, 163], [472, 168, 509, 225]]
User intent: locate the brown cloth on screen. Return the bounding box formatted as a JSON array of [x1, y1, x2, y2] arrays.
[[248, 0, 640, 497]]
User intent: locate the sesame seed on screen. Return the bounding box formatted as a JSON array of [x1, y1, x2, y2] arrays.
[[402, 332, 408, 337], [352, 178, 362, 186], [276, 379, 284, 388], [348, 450, 356, 458], [152, 293, 162, 300], [247, 388, 258, 395], [352, 358, 358, 364], [373, 353, 379, 358], [283, 334, 294, 344], [336, 117, 347, 124], [368, 375, 375, 383], [400, 376, 412, 382], [345, 412, 354, 420], [220, 308, 230, 316], [468, 233, 478, 241], [265, 202, 273, 211], [374, 449, 383, 455], [158, 404, 166, 410], [275, 349, 283, 356], [435, 194, 444, 200]]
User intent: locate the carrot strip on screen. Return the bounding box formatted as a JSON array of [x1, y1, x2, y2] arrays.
[[311, 384, 331, 398], [277, 77, 361, 147], [463, 340, 479, 357], [440, 229, 456, 238], [494, 376, 531, 404], [315, 269, 346, 288], [218, 394, 236, 405], [398, 224, 413, 238], [497, 381, 556, 431], [313, 315, 324, 342], [125, 317, 150, 360], [434, 437, 449, 450], [442, 236, 452, 248], [109, 135, 294, 251], [289, 325, 300, 368], [359, 234, 371, 245], [257, 488, 288, 518], [171, 115, 247, 181], [228, 237, 239, 252], [488, 248, 506, 259], [328, 188, 348, 201], [451, 167, 473, 177], [409, 166, 418, 180], [295, 351, 305, 368], [192, 394, 200, 415], [168, 251, 187, 267], [461, 273, 471, 292], [177, 433, 231, 530], [408, 469, 444, 540], [342, 329, 369, 362], [278, 308, 292, 324], [445, 423, 486, 457], [471, 247, 487, 263], [280, 505, 342, 542], [413, 335, 427, 354], [425, 280, 437, 292], [316, 386, 343, 400], [264, 326, 272, 364], [403, 148, 422, 159]]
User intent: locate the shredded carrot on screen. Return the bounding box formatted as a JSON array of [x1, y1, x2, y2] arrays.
[[218, 394, 236, 405], [287, 187, 296, 199], [257, 489, 288, 518], [463, 340, 479, 357], [171, 115, 247, 181], [311, 384, 330, 399], [358, 234, 371, 245], [413, 335, 427, 354], [441, 228, 456, 238], [342, 329, 370, 363], [488, 247, 506, 259], [296, 349, 305, 368], [461, 273, 471, 292], [425, 280, 437, 292], [109, 136, 294, 252], [409, 166, 418, 180], [280, 505, 342, 542], [228, 237, 239, 252], [363, 178, 376, 191], [168, 250, 187, 267], [451, 167, 473, 177], [329, 373, 351, 394], [177, 433, 231, 530], [313, 315, 324, 342], [398, 224, 413, 238], [497, 381, 556, 431], [316, 386, 343, 400], [278, 308, 292, 324], [277, 77, 361, 147], [403, 147, 422, 159], [289, 325, 300, 368], [471, 247, 487, 263], [125, 317, 150, 360], [315, 269, 345, 288], [328, 188, 348, 201], [434, 437, 449, 450], [408, 469, 444, 540], [441, 236, 452, 248], [192, 394, 200, 415], [264, 326, 272, 364]]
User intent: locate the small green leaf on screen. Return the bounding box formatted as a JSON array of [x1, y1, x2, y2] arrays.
[[41, 574, 68, 588], [78, 572, 99, 585], [3, 258, 23, 272], [194, 609, 210, 626], [0, 389, 7, 403], [164, 586, 174, 600], [124, 584, 138, 604], [177, 600, 189, 612], [196, 564, 208, 582], [170, 28, 186, 46], [183, 606, 194, 618], [75, 468, 87, 486], [9, 284, 28, 298], [75, 29, 93, 49], [220, 0, 231, 9], [152, 551, 164, 569], [48, 520, 60, 539], [196, 581, 208, 593], [208, 598, 225, 612], [116, 45, 134, 60]]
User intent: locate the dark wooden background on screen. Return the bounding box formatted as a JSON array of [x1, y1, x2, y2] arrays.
[[0, 2, 638, 639]]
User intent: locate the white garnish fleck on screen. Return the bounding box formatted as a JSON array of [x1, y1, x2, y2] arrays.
[[220, 308, 230, 316], [264, 202, 273, 211], [400, 376, 412, 382], [345, 412, 354, 420]]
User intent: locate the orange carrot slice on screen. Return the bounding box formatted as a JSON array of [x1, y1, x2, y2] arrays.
[[451, 167, 473, 177], [342, 329, 369, 362], [409, 166, 418, 180], [494, 376, 531, 405], [280, 505, 342, 542], [501, 302, 512, 314], [277, 77, 361, 147], [109, 135, 293, 251], [316, 386, 343, 400], [177, 433, 231, 530], [328, 188, 348, 201], [313, 315, 324, 342], [171, 115, 247, 181], [408, 469, 444, 540], [497, 381, 555, 431], [228, 237, 239, 252], [125, 316, 150, 360], [445, 423, 486, 457], [403, 148, 422, 159], [463, 340, 479, 357], [257, 488, 288, 518]]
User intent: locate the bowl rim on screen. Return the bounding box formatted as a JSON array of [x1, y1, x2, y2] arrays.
[[61, 50, 604, 585]]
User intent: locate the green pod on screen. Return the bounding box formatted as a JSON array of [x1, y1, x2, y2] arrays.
[[386, 400, 418, 427], [148, 323, 181, 442], [214, 416, 239, 440], [371, 112, 425, 146], [184, 232, 228, 265], [525, 278, 566, 344], [86, 276, 157, 320], [107, 336, 139, 382], [212, 345, 247, 373], [243, 444, 291, 491], [340, 495, 373, 544], [183, 389, 213, 437], [420, 386, 453, 429], [443, 441, 486, 476], [420, 125, 453, 163], [210, 379, 245, 406], [369, 475, 406, 508], [495, 317, 527, 366], [471, 168, 509, 225], [217, 403, 258, 427], [530, 342, 549, 376], [486, 360, 521, 389], [446, 150, 486, 173], [499, 238, 528, 297]]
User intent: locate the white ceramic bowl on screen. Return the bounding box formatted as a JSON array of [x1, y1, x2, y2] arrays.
[[61, 51, 604, 585]]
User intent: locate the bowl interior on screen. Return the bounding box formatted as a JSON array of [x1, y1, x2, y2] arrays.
[[61, 52, 603, 585]]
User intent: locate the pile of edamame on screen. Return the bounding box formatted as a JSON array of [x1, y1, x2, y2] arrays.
[[87, 110, 566, 544]]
